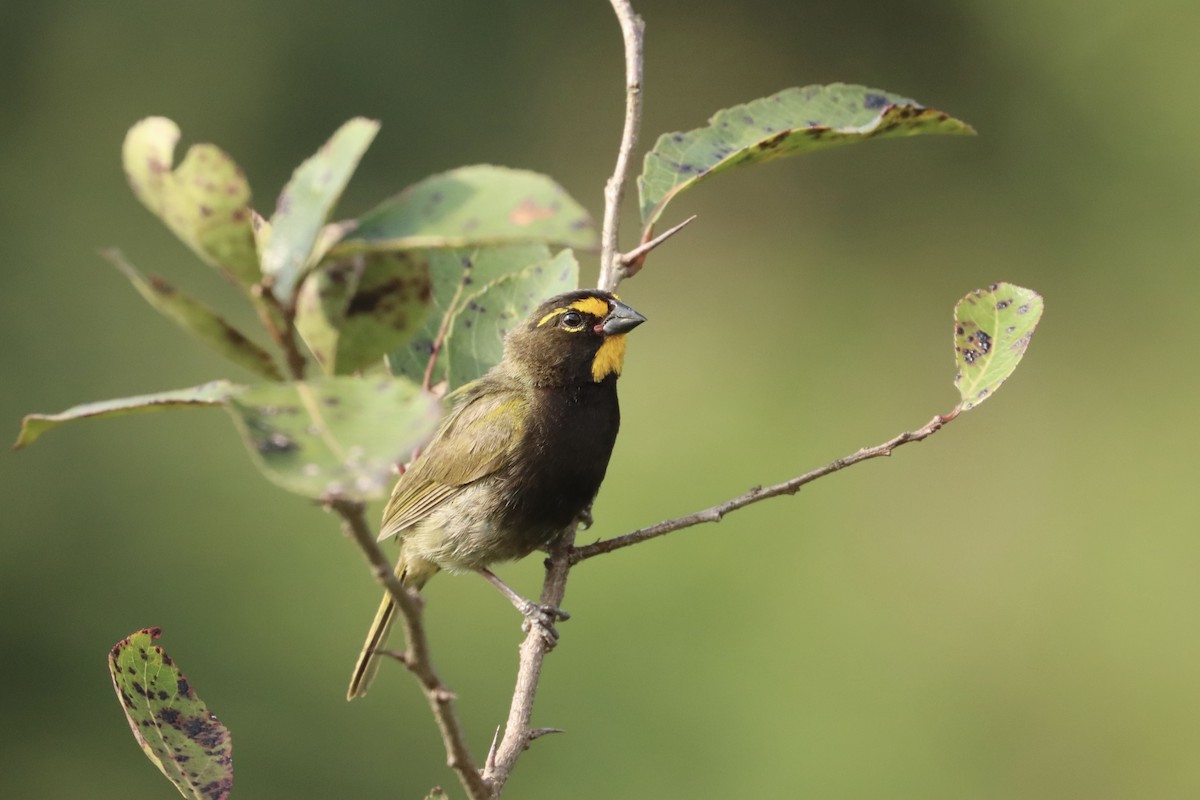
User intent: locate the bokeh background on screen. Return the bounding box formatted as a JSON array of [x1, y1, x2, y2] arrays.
[[3, 1, 1198, 797]]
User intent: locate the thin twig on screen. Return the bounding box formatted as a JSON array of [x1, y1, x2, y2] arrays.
[[597, 0, 645, 293], [618, 214, 696, 277], [328, 498, 491, 800], [253, 285, 307, 380], [571, 411, 958, 563], [481, 530, 577, 795]]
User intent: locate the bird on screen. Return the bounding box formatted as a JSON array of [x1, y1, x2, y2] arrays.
[[347, 288, 646, 699]]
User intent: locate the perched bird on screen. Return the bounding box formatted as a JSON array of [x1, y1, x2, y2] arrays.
[[348, 288, 646, 699]]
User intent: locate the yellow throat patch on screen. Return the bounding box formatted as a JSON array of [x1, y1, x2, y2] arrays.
[[592, 333, 627, 381]]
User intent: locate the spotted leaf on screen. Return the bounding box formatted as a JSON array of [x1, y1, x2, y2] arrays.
[[953, 283, 1044, 411], [223, 376, 440, 499], [295, 251, 432, 375], [444, 249, 579, 390], [259, 118, 380, 304], [335, 165, 595, 255], [638, 83, 974, 232], [123, 117, 259, 288], [108, 628, 233, 800]]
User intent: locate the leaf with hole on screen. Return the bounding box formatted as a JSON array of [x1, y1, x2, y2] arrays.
[[223, 376, 440, 499], [638, 83, 975, 231], [953, 283, 1044, 411], [445, 249, 579, 390], [123, 117, 260, 287], [104, 250, 282, 380], [259, 117, 380, 303], [295, 251, 432, 375], [13, 381, 240, 449], [108, 628, 233, 800], [336, 165, 596, 255]]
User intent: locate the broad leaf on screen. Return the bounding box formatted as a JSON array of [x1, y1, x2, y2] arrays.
[[104, 250, 283, 381], [259, 118, 380, 304], [953, 283, 1044, 411], [223, 376, 440, 499], [109, 628, 233, 800], [123, 117, 259, 287], [14, 381, 239, 449], [446, 249, 579, 389], [387, 244, 556, 387], [336, 165, 596, 254], [638, 83, 975, 230]]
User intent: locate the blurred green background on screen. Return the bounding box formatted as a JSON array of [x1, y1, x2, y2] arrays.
[[3, 1, 1198, 798]]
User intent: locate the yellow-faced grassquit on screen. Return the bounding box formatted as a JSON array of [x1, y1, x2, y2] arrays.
[[348, 289, 646, 699]]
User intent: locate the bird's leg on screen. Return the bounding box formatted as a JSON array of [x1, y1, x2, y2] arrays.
[[476, 568, 570, 647]]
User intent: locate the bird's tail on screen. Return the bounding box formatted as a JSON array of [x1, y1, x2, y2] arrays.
[[346, 555, 436, 700]]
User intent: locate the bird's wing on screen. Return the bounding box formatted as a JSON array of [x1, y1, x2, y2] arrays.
[[377, 384, 528, 541]]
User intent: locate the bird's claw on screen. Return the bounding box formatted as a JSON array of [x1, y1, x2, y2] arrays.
[[518, 602, 570, 647]]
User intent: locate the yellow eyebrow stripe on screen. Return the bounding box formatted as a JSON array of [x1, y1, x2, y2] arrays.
[[536, 297, 611, 327]]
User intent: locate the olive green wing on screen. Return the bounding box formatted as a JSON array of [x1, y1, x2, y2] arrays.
[[377, 384, 528, 541]]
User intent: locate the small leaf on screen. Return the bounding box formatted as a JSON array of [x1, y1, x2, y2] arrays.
[[336, 165, 596, 255], [14, 381, 240, 449], [953, 283, 1044, 411], [104, 249, 283, 381], [259, 117, 380, 304], [108, 628, 233, 800], [295, 251, 432, 375], [387, 244, 555, 387], [445, 249, 579, 390], [638, 83, 975, 231], [122, 117, 259, 287], [223, 376, 440, 499]]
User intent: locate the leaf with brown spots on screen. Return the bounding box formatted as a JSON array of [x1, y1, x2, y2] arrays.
[[13, 381, 239, 449], [334, 165, 596, 255], [258, 118, 380, 304], [953, 283, 1044, 411], [103, 249, 283, 381], [223, 375, 441, 499], [122, 117, 259, 288], [108, 628, 233, 800], [445, 249, 579, 390], [295, 251, 432, 375], [638, 83, 975, 233], [386, 244, 557, 387]]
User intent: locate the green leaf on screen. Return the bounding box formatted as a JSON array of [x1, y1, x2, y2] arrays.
[[108, 628, 233, 800], [122, 117, 260, 287], [638, 83, 975, 230], [445, 249, 579, 390], [386, 244, 556, 387], [336, 165, 596, 255], [953, 283, 1044, 411], [259, 118, 380, 304], [13, 381, 239, 449], [295, 251, 432, 375], [223, 376, 440, 499], [103, 249, 283, 381]]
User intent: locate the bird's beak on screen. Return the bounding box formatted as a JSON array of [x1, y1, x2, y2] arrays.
[[602, 300, 647, 335]]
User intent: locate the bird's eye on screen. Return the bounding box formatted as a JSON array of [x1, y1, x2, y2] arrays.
[[561, 311, 584, 329]]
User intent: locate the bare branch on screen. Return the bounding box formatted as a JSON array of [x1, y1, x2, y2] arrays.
[[328, 498, 490, 800], [598, 0, 645, 293], [481, 530, 577, 794], [571, 412, 957, 563]]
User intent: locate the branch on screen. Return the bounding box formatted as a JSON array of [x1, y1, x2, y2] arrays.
[[481, 530, 577, 795], [571, 411, 957, 563], [597, 0, 645, 293], [328, 498, 490, 800]]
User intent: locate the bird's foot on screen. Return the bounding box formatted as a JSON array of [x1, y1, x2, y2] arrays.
[[518, 602, 571, 648]]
